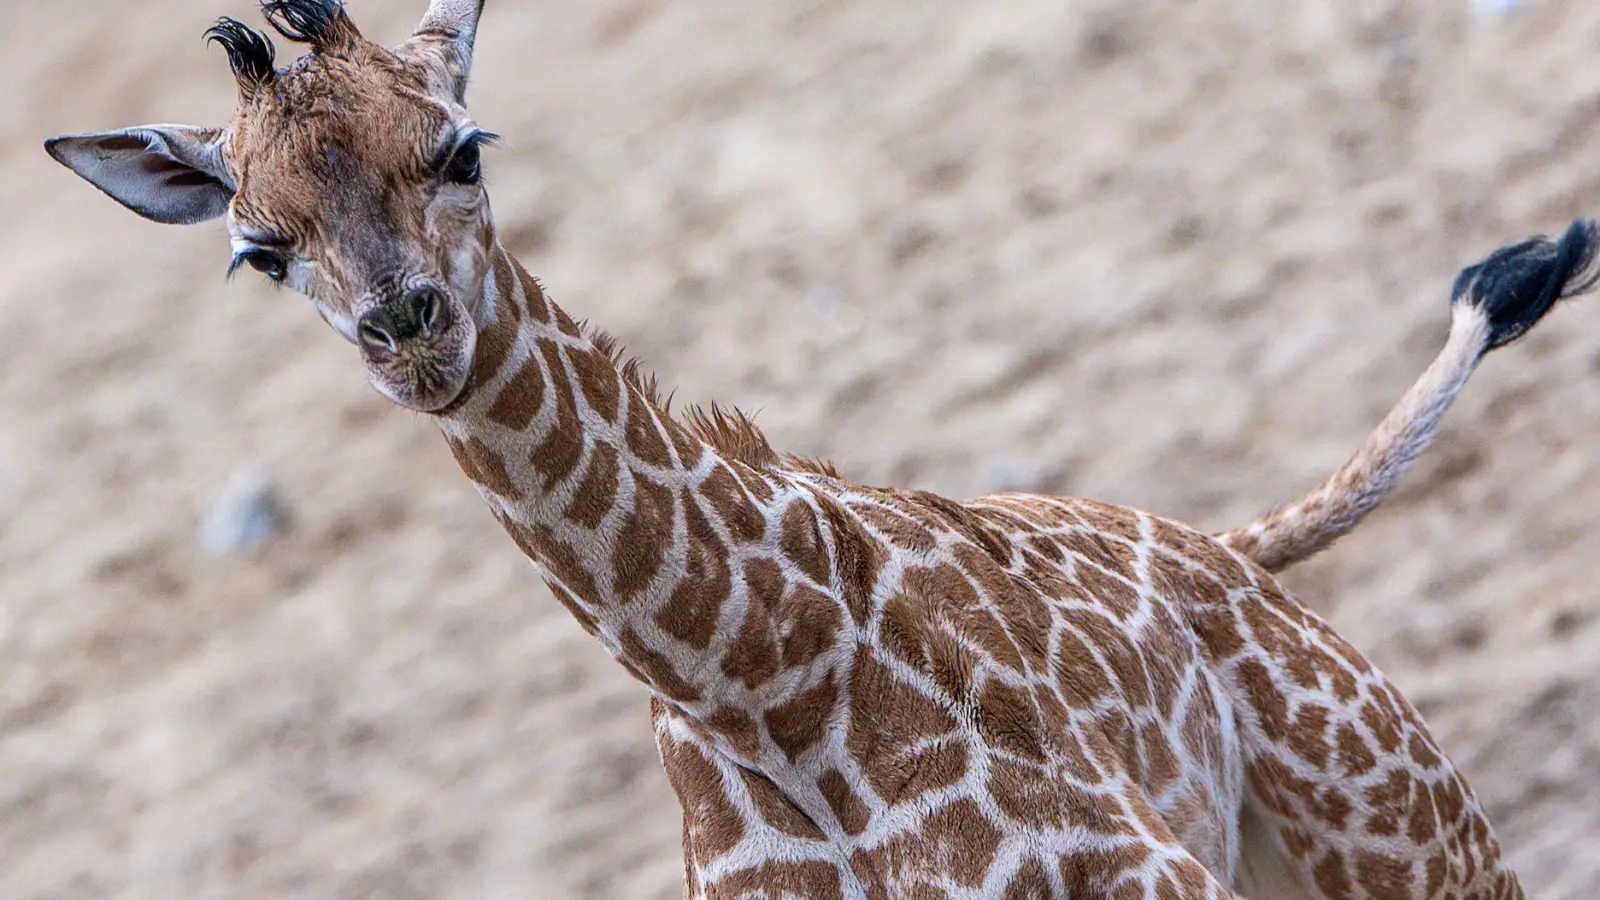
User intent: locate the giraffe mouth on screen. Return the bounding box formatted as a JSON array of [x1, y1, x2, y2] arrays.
[[427, 370, 477, 417], [361, 295, 480, 414]]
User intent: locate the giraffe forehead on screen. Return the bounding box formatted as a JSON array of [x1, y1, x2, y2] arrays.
[[229, 96, 453, 238], [259, 40, 433, 119], [228, 50, 454, 208]]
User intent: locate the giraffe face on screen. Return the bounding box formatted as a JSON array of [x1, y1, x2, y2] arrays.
[[44, 0, 493, 413], [223, 40, 491, 412]]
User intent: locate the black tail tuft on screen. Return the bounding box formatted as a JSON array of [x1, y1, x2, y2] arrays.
[[1451, 218, 1600, 351]]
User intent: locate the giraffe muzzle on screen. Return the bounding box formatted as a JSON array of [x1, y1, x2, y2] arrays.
[[357, 286, 449, 356], [353, 283, 477, 414]]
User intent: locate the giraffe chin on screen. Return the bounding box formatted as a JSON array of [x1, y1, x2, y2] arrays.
[[422, 371, 477, 418], [363, 328, 479, 415], [371, 359, 475, 415]]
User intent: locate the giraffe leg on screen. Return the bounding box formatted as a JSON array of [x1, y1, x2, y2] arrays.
[[1192, 579, 1523, 900]]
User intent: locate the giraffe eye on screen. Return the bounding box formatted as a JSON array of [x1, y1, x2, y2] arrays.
[[444, 139, 481, 185], [231, 248, 288, 283], [441, 130, 497, 186]]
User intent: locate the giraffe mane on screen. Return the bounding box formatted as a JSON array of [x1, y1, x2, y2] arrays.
[[780, 453, 844, 479], [681, 404, 782, 470], [587, 328, 840, 477], [588, 330, 671, 412]]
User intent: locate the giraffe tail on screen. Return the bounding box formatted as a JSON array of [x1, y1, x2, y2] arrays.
[[1216, 218, 1600, 573]]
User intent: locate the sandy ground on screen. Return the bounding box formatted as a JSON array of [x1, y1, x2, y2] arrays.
[[6, 1, 1600, 897]]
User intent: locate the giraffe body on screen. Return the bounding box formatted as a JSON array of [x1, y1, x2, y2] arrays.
[[444, 253, 1521, 899], [44, 1, 1597, 896], [650, 488, 1515, 900]]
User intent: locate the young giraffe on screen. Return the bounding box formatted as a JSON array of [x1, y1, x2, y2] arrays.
[[43, 2, 1597, 897]]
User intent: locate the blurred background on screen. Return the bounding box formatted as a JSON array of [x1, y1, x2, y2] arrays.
[[7, 0, 1600, 896]]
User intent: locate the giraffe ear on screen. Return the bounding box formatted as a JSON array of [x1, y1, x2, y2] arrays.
[[405, 0, 485, 103], [44, 125, 233, 226]]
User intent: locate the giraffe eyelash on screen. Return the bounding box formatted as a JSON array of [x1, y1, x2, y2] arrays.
[[453, 129, 501, 153], [228, 247, 289, 283], [437, 129, 500, 183]]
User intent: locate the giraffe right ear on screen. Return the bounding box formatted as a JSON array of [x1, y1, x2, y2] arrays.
[[44, 125, 233, 226]]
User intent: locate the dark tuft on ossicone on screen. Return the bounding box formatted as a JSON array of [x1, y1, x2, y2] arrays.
[[205, 17, 276, 85], [260, 0, 358, 49], [1452, 218, 1600, 351]]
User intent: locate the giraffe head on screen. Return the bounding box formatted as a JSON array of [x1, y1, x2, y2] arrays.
[[45, 0, 494, 413]]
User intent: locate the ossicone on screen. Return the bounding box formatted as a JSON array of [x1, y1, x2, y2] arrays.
[[260, 0, 364, 54], [206, 17, 276, 90], [411, 0, 487, 102]]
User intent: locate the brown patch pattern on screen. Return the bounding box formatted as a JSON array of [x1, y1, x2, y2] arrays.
[[430, 251, 1524, 897]]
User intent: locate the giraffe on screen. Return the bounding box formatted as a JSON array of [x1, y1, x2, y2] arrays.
[[42, 1, 1598, 896]]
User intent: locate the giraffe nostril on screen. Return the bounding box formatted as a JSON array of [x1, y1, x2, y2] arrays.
[[361, 287, 448, 353], [358, 318, 397, 355], [410, 287, 445, 335]]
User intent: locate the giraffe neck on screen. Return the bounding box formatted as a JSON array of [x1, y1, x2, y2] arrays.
[[433, 242, 819, 713]]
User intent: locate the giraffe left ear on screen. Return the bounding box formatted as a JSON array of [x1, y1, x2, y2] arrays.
[[45, 125, 233, 226]]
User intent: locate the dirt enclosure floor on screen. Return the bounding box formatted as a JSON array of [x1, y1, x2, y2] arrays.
[[7, 0, 1600, 897]]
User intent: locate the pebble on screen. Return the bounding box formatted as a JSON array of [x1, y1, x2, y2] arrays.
[[198, 468, 290, 555]]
